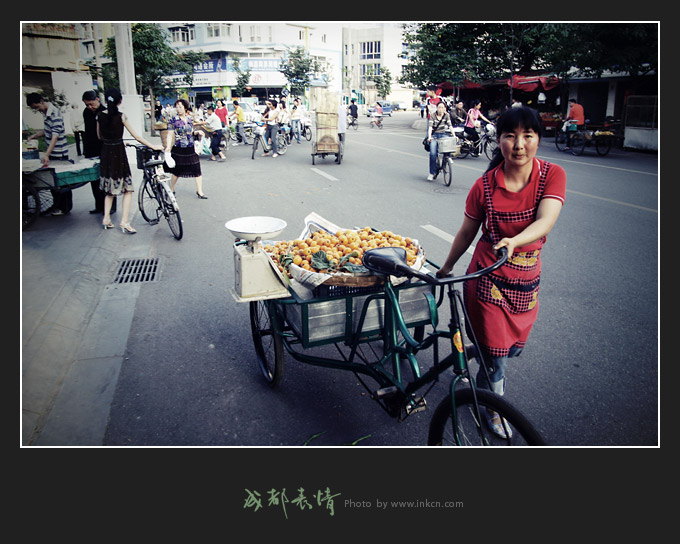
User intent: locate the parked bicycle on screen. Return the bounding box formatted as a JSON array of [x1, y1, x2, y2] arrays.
[[129, 144, 183, 240], [251, 122, 288, 159], [454, 123, 497, 159]]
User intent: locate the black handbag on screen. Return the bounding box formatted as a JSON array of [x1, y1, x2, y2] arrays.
[[422, 137, 430, 152]]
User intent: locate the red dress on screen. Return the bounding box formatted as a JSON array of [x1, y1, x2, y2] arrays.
[[463, 158, 566, 357]]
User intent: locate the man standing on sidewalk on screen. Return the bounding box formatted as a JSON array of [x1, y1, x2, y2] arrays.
[[26, 92, 72, 216], [81, 90, 116, 216]]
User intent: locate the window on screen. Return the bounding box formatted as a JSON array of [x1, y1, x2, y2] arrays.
[[206, 23, 230, 39], [169, 25, 195, 44], [249, 25, 261, 42], [360, 41, 381, 60]]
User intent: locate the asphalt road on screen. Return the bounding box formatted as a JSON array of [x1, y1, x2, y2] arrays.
[[106, 112, 658, 446], [23, 110, 658, 446]]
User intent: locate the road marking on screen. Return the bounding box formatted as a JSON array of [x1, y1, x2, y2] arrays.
[[311, 168, 338, 181], [565, 189, 657, 213], [420, 224, 475, 255]]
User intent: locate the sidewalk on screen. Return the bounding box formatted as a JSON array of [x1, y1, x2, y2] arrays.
[[21, 140, 159, 446]]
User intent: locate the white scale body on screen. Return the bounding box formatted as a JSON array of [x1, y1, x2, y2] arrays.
[[226, 217, 290, 302]]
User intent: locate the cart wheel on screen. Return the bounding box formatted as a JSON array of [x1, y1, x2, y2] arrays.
[[250, 300, 284, 387], [595, 137, 612, 156], [22, 183, 40, 230]]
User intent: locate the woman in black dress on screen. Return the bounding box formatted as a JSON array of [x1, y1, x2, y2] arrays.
[[97, 88, 162, 233]]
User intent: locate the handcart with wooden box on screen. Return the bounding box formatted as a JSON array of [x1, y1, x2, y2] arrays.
[[22, 158, 101, 229]]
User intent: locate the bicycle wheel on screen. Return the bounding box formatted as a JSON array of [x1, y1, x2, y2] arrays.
[[304, 126, 312, 141], [138, 177, 160, 224], [441, 155, 453, 186], [555, 131, 568, 152], [352, 120, 358, 131], [276, 134, 288, 155], [250, 300, 284, 387], [570, 133, 586, 155], [595, 137, 612, 156], [457, 140, 471, 159], [23, 183, 40, 230], [484, 137, 498, 160], [243, 127, 255, 145], [158, 180, 183, 240], [428, 388, 546, 446], [251, 136, 259, 159]]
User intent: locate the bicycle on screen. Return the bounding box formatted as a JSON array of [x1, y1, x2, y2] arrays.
[[555, 119, 613, 156], [455, 123, 497, 159], [300, 118, 313, 141], [348, 115, 359, 130], [130, 144, 183, 240], [369, 114, 383, 129], [247, 242, 545, 446], [430, 136, 458, 187], [251, 123, 288, 159]]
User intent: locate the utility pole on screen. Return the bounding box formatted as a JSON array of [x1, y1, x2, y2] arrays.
[[113, 23, 145, 136]]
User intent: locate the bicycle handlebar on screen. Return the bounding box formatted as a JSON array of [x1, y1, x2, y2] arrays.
[[362, 246, 508, 286]]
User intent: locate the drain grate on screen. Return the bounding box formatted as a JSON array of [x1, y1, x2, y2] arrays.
[[113, 258, 160, 284]]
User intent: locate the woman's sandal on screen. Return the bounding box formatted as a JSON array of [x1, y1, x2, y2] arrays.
[[486, 409, 513, 439], [120, 223, 137, 234], [102, 220, 115, 230]]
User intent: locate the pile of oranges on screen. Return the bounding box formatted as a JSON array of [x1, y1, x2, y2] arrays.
[[263, 227, 420, 278]]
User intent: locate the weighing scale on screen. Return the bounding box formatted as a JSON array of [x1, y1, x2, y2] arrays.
[[225, 216, 291, 301]]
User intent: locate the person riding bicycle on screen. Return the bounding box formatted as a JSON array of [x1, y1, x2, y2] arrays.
[[464, 101, 493, 156], [436, 107, 566, 438], [348, 99, 358, 123], [229, 100, 247, 145], [426, 101, 454, 181], [564, 98, 585, 148]]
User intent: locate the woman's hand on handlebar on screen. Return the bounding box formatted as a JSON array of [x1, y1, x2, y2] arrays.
[[493, 239, 515, 259]]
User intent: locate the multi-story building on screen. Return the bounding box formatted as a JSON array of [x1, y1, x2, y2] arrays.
[[158, 22, 343, 108], [341, 23, 416, 108], [22, 23, 95, 132]]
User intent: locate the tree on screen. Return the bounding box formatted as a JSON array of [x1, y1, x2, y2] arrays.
[[231, 57, 251, 99], [279, 47, 321, 97], [372, 67, 392, 99]]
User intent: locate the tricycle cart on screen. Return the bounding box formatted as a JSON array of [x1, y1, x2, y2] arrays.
[[311, 111, 342, 165], [225, 214, 546, 445], [22, 158, 100, 229]]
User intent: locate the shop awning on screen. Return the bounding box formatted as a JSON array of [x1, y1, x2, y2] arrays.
[[437, 80, 485, 95], [507, 75, 560, 91]]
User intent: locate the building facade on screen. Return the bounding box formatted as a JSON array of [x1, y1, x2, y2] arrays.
[[158, 22, 343, 108]]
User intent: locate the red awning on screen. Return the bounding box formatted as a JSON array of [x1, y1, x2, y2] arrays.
[[437, 80, 485, 95], [507, 75, 560, 91]]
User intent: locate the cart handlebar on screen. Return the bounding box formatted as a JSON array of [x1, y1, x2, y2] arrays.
[[362, 246, 507, 286]]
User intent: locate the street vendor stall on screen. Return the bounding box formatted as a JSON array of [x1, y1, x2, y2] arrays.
[[22, 158, 100, 229]]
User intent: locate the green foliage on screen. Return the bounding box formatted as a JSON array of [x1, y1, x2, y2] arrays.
[[232, 57, 251, 98], [279, 47, 321, 96], [400, 22, 657, 88]]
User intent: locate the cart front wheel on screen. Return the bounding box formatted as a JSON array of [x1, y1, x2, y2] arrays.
[[428, 388, 546, 446], [23, 183, 40, 230], [595, 137, 612, 156], [250, 300, 284, 387]]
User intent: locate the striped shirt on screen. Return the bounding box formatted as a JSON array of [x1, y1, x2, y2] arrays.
[[43, 103, 69, 159]]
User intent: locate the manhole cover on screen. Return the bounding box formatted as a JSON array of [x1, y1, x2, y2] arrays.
[[113, 258, 160, 284]]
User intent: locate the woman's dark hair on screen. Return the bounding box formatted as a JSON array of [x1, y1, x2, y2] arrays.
[[104, 88, 122, 114], [174, 98, 191, 111], [486, 106, 544, 172]]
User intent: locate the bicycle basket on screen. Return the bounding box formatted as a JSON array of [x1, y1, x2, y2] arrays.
[[135, 147, 156, 169], [437, 137, 459, 154]]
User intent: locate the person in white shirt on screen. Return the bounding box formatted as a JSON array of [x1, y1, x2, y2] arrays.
[[205, 105, 226, 161]]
